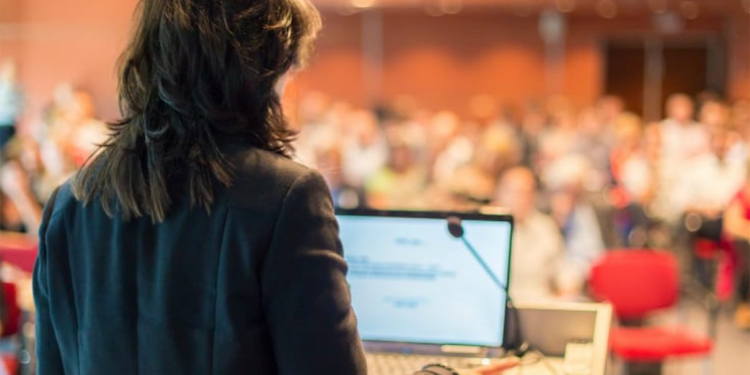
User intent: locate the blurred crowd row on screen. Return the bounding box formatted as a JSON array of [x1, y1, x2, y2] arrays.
[[293, 90, 750, 320], [0, 57, 749, 325], [0, 62, 107, 239]]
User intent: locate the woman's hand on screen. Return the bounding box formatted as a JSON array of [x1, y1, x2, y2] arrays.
[[458, 357, 520, 375]]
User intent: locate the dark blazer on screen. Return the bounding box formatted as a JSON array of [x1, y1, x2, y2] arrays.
[[33, 142, 368, 375]]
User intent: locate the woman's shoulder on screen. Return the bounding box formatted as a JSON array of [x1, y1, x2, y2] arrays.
[[225, 147, 329, 208], [38, 179, 78, 233], [230, 147, 317, 184]]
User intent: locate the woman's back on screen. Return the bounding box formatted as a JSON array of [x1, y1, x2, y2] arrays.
[[34, 145, 366, 375]]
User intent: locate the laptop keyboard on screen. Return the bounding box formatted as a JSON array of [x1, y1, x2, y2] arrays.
[[366, 353, 487, 375]]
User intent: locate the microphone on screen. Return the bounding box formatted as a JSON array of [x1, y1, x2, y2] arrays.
[[447, 216, 509, 293], [447, 216, 527, 356]]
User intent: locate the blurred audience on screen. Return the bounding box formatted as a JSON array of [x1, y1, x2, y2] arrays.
[[1, 76, 749, 323], [293, 91, 750, 312], [0, 140, 43, 235], [0, 85, 106, 239]]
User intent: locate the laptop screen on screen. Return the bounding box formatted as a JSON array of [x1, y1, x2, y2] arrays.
[[337, 211, 513, 348]]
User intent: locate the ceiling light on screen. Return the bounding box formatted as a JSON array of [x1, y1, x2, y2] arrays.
[[351, 0, 376, 9], [648, 0, 669, 14], [680, 1, 699, 20], [440, 0, 463, 15], [597, 0, 618, 19], [555, 0, 577, 13]]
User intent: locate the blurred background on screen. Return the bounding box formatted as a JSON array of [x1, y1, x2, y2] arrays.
[[0, 0, 748, 374]]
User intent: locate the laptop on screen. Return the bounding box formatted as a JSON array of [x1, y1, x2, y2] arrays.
[[336, 209, 514, 375]]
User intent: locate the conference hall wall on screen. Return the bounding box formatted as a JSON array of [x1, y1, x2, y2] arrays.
[[0, 1, 747, 124]]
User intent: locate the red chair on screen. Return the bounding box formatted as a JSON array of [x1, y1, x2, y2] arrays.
[[0, 232, 38, 274], [1, 282, 21, 338], [0, 283, 21, 375], [1, 355, 16, 375], [589, 250, 713, 373]]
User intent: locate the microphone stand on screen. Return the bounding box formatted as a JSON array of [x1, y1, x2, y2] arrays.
[[447, 217, 528, 357]]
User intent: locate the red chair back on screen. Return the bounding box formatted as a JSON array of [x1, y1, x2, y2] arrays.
[[590, 250, 679, 321], [0, 233, 39, 274], [1, 282, 21, 337], [2, 355, 16, 375]]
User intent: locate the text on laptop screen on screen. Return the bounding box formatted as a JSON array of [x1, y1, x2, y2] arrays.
[[338, 214, 512, 347]]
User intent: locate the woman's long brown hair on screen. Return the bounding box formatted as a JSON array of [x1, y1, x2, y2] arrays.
[[73, 0, 321, 222]]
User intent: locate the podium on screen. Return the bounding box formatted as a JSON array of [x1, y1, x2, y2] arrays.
[[510, 302, 613, 375]]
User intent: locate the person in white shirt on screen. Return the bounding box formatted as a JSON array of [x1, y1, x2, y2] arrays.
[[431, 111, 474, 189], [674, 110, 747, 216], [292, 92, 337, 167], [493, 167, 575, 301], [661, 94, 709, 161], [341, 110, 388, 189], [655, 94, 710, 223], [614, 115, 657, 205], [543, 155, 606, 292]]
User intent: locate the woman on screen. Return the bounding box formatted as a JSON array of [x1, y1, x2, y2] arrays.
[[33, 1, 517, 374]]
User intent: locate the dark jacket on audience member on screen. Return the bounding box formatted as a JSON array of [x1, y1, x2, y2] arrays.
[[33, 141, 368, 375]]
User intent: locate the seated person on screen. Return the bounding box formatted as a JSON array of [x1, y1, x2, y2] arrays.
[[366, 136, 427, 210], [341, 111, 388, 189], [315, 145, 364, 210], [493, 167, 580, 301], [610, 115, 660, 247], [449, 126, 519, 204], [657, 94, 711, 223], [543, 155, 606, 292], [674, 111, 746, 218], [724, 160, 750, 329], [674, 122, 747, 300], [0, 138, 45, 237]]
